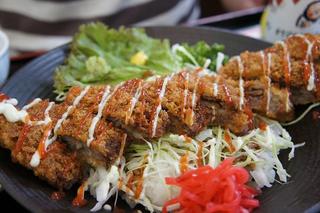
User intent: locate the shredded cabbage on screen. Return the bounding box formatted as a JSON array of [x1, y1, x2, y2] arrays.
[[86, 164, 120, 212], [119, 116, 300, 211], [281, 102, 320, 126], [120, 136, 208, 212], [86, 116, 301, 212]]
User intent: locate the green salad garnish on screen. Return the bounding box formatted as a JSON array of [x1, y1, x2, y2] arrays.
[[53, 22, 227, 100]]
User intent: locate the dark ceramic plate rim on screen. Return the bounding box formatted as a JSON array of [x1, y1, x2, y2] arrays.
[[1, 26, 320, 213]]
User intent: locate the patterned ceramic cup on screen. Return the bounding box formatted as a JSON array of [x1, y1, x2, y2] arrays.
[[0, 30, 9, 86], [261, 0, 320, 42]]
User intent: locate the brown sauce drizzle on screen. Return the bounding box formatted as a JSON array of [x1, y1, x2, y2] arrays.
[[134, 174, 144, 199], [126, 172, 134, 193], [125, 80, 143, 125], [118, 178, 123, 190], [196, 142, 204, 167], [184, 135, 193, 143], [303, 62, 312, 86], [259, 121, 267, 131], [37, 124, 52, 159], [13, 124, 31, 156], [221, 84, 233, 106], [301, 36, 313, 87], [181, 72, 189, 119], [149, 78, 164, 136], [95, 120, 105, 134], [72, 181, 88, 207], [179, 152, 189, 173], [260, 51, 268, 113], [224, 130, 235, 153], [125, 169, 145, 199], [0, 93, 9, 102], [243, 105, 254, 129]]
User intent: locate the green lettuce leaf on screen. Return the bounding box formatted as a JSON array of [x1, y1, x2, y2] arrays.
[[178, 41, 228, 70], [53, 22, 180, 99], [53, 22, 229, 100]]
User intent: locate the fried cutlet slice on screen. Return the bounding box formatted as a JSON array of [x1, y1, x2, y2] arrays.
[[243, 79, 294, 121], [163, 71, 252, 135], [102, 69, 253, 138], [57, 86, 127, 168], [0, 99, 82, 189], [103, 78, 171, 138], [219, 34, 320, 110]]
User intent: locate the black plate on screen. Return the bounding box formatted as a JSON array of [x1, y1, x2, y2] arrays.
[[1, 26, 320, 213]]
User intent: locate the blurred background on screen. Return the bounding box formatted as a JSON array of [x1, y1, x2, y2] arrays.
[[3, 0, 320, 84], [1, 0, 320, 68], [0, 0, 267, 55]]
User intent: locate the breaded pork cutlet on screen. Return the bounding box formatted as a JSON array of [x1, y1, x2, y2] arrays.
[[218, 34, 320, 120], [103, 69, 253, 138], [57, 86, 127, 168], [0, 86, 128, 189], [0, 98, 81, 189], [197, 74, 295, 122]]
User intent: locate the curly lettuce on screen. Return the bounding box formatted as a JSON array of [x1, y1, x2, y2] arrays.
[[53, 23, 228, 100], [173, 41, 228, 70], [54, 23, 180, 100]]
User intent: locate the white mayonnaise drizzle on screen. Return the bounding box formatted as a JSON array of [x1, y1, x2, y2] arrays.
[[213, 82, 218, 97], [30, 151, 40, 167], [295, 34, 315, 91], [260, 51, 265, 75], [151, 75, 172, 137], [31, 102, 54, 126], [212, 53, 223, 97], [87, 86, 111, 147], [182, 72, 190, 114], [53, 86, 90, 136], [216, 52, 225, 71], [30, 86, 90, 167], [4, 98, 18, 105], [22, 98, 42, 110], [266, 53, 272, 115], [1, 98, 55, 167], [277, 41, 292, 112], [277, 41, 292, 78], [189, 71, 204, 125], [0, 97, 53, 125], [197, 69, 216, 77], [191, 78, 200, 113], [235, 56, 245, 110], [0, 100, 28, 123], [29, 102, 54, 167], [125, 81, 143, 125]]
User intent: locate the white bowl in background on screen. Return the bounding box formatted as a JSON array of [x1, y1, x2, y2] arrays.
[[0, 30, 9, 86]]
